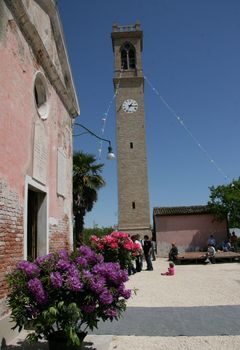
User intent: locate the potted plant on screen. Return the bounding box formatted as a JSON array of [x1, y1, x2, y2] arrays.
[[89, 231, 142, 269], [7, 246, 131, 349]]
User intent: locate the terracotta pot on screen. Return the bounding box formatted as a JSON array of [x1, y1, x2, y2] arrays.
[[48, 330, 87, 350]]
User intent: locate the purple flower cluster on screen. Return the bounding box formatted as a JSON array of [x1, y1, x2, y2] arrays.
[[8, 245, 132, 337], [82, 269, 93, 280], [17, 261, 40, 277], [82, 304, 96, 313], [67, 274, 83, 292], [50, 272, 63, 288], [35, 253, 54, 267], [56, 258, 71, 270], [99, 289, 113, 305], [92, 262, 128, 285], [118, 283, 131, 299], [89, 276, 106, 294], [78, 245, 104, 264], [28, 278, 48, 304], [104, 308, 118, 318], [58, 249, 69, 260], [75, 256, 88, 267]]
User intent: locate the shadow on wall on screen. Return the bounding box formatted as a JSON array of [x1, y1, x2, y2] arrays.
[[186, 230, 206, 252]]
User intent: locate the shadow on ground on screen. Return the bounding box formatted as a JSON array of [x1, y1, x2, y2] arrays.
[[3, 339, 97, 350]]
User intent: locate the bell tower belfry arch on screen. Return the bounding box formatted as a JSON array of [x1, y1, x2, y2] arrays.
[[111, 22, 151, 237]]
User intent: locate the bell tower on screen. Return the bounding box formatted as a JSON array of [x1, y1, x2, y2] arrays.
[[111, 22, 151, 237]]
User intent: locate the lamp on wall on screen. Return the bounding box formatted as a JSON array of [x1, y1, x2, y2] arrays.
[[73, 122, 115, 160]]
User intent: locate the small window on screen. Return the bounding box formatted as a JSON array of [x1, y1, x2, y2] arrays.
[[34, 73, 49, 120], [130, 142, 133, 149], [132, 202, 135, 209]]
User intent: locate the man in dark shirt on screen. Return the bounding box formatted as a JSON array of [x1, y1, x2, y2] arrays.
[[168, 242, 178, 262], [143, 235, 153, 271]]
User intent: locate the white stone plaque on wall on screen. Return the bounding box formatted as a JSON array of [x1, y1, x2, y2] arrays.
[[33, 121, 47, 185], [57, 147, 66, 197]]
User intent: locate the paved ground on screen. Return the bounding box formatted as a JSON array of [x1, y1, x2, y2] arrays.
[[90, 305, 240, 336], [5, 259, 240, 349]]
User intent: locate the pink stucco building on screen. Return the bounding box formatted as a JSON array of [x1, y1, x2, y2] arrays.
[[0, 0, 79, 343], [153, 205, 228, 257]]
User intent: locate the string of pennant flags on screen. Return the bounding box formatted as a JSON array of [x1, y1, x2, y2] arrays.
[[97, 71, 230, 183], [143, 75, 230, 182], [97, 69, 123, 159]]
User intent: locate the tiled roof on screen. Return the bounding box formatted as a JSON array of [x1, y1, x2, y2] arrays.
[[153, 205, 212, 216]]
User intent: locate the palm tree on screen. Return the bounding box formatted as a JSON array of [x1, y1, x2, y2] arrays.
[[73, 151, 105, 245]]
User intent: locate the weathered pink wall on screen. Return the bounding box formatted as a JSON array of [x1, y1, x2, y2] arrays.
[[0, 5, 73, 307], [155, 214, 228, 257]]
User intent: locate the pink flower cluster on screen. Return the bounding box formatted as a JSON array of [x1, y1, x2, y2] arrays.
[[90, 231, 142, 269], [90, 231, 140, 252]]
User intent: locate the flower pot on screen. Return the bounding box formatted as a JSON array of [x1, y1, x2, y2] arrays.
[[48, 331, 87, 350]]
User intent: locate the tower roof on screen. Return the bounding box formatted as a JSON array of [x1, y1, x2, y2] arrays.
[[153, 205, 213, 216], [111, 22, 143, 51]]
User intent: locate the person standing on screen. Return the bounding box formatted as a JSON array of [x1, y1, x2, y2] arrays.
[[128, 235, 137, 275], [230, 231, 238, 252], [143, 235, 153, 271], [134, 234, 143, 272], [151, 237, 157, 261]]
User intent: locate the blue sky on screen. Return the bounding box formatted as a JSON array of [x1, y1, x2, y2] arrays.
[[58, 0, 240, 228]]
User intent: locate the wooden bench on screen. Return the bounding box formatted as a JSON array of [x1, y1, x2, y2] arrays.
[[176, 251, 240, 264]]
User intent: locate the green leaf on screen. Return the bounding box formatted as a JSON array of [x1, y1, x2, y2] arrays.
[[49, 307, 57, 316], [58, 301, 64, 309]]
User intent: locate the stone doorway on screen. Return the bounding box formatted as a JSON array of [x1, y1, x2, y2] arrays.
[[26, 179, 48, 259]]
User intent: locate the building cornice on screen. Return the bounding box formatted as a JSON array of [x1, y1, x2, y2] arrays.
[[4, 0, 80, 117], [113, 76, 144, 90]]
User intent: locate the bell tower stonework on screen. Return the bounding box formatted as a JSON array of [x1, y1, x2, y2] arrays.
[[111, 22, 151, 237]]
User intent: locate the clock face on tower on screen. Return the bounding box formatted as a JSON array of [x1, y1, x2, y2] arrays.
[[122, 99, 138, 113]]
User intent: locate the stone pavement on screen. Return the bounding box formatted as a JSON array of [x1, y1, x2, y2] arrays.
[[5, 259, 240, 350], [90, 305, 240, 337]]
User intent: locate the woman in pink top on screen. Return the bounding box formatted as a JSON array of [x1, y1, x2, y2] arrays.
[[161, 261, 175, 276]]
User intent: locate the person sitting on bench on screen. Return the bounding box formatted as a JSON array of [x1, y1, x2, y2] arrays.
[[168, 242, 178, 262], [204, 243, 216, 264]]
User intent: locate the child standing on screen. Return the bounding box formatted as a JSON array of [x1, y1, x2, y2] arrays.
[[161, 261, 175, 276]]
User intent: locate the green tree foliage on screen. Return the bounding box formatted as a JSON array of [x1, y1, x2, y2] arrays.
[[208, 178, 240, 228], [82, 226, 114, 245], [73, 151, 105, 245]]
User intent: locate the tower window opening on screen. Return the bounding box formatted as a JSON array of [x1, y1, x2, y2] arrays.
[[130, 142, 133, 149], [132, 201, 136, 209], [121, 49, 128, 69], [120, 42, 136, 70], [129, 49, 136, 69]]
